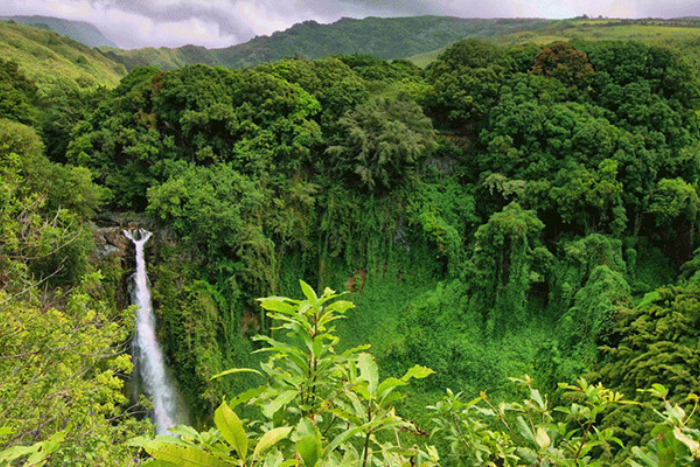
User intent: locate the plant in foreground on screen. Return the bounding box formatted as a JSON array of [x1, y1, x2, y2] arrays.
[[136, 281, 437, 466]]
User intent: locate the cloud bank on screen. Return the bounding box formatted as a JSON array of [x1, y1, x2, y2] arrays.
[[0, 0, 698, 50]]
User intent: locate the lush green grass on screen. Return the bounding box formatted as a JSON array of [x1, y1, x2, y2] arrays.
[[0, 21, 125, 91]]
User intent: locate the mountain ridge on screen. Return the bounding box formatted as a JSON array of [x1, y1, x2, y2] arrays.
[[0, 20, 125, 91], [0, 15, 118, 48], [103, 16, 555, 70]]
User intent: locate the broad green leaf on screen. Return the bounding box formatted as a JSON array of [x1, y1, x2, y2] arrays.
[[0, 427, 12, 436], [639, 383, 670, 400], [24, 430, 67, 466], [144, 444, 230, 467], [329, 405, 363, 426], [210, 368, 265, 381], [214, 400, 248, 462], [358, 353, 379, 395], [324, 419, 386, 460], [515, 416, 537, 448], [261, 449, 294, 467], [530, 389, 545, 410], [166, 425, 202, 439], [229, 386, 266, 409], [127, 435, 153, 447], [401, 365, 435, 382], [674, 427, 700, 456], [257, 296, 301, 303], [144, 435, 189, 448], [377, 377, 407, 400], [258, 300, 297, 315], [384, 446, 420, 456], [299, 280, 318, 306], [535, 427, 551, 451], [296, 435, 321, 467], [340, 344, 371, 358], [0, 445, 39, 463], [262, 390, 298, 418], [252, 427, 293, 461], [652, 383, 669, 399], [323, 300, 355, 315], [312, 338, 323, 359], [631, 446, 658, 467]]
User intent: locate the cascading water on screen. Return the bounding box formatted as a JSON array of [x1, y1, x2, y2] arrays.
[[124, 229, 187, 434]]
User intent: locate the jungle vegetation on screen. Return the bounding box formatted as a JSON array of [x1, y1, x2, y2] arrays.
[[2, 20, 700, 466]]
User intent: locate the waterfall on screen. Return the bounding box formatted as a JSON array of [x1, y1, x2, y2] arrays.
[[124, 229, 187, 434]]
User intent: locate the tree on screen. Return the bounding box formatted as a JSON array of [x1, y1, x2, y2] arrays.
[[531, 42, 595, 94], [590, 282, 700, 447], [649, 178, 699, 256], [550, 159, 625, 235], [0, 58, 38, 126], [0, 118, 107, 219], [470, 202, 552, 335], [0, 145, 149, 465], [326, 97, 436, 191]]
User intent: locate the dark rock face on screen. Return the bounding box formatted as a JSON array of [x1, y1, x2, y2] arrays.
[[94, 226, 131, 258]]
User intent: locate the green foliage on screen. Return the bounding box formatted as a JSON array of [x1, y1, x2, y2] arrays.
[[139, 282, 437, 467], [595, 282, 700, 400], [1, 120, 102, 205], [0, 275, 149, 466], [532, 41, 595, 95], [4, 30, 700, 467], [425, 41, 512, 132], [0, 21, 124, 91], [406, 175, 477, 274], [588, 281, 700, 448], [558, 264, 631, 360], [327, 97, 437, 191], [0, 58, 38, 125], [147, 164, 277, 293], [550, 159, 625, 235], [431, 377, 631, 466], [337, 55, 422, 83], [0, 155, 149, 465], [69, 64, 323, 208], [40, 82, 108, 163], [470, 202, 551, 335], [0, 430, 65, 467], [257, 57, 369, 131], [630, 386, 700, 467]]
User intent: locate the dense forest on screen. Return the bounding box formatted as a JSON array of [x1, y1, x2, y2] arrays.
[[2, 18, 700, 466]]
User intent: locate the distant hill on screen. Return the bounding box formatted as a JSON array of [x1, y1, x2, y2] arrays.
[[0, 21, 125, 91], [4, 14, 700, 90], [104, 16, 555, 71], [1, 15, 118, 48], [104, 15, 700, 72], [408, 17, 700, 66]]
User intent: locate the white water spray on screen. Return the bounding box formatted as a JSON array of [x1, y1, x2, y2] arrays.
[[124, 229, 187, 434]]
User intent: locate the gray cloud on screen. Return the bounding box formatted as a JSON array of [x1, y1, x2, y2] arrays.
[[0, 0, 698, 50]]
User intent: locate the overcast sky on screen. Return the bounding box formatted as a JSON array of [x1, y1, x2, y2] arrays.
[[0, 0, 698, 50]]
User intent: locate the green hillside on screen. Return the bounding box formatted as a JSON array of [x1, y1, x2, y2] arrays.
[[0, 21, 126, 91], [409, 17, 700, 66], [1, 15, 118, 48], [103, 16, 700, 72], [105, 16, 554, 71]]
